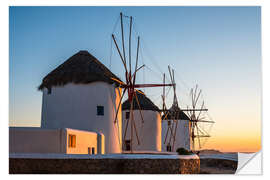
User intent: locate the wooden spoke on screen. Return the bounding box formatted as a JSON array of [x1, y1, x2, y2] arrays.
[[194, 90, 202, 107], [163, 110, 174, 144], [168, 66, 173, 84], [163, 122, 170, 144], [112, 34, 128, 72], [169, 120, 175, 145], [132, 64, 145, 78], [120, 12, 127, 66], [114, 88, 127, 123], [134, 93, 144, 124], [162, 73, 166, 112], [172, 69, 175, 85], [123, 117, 130, 142], [130, 98, 134, 152], [196, 124, 210, 137], [124, 98, 134, 142], [194, 85, 198, 103], [129, 16, 132, 73], [196, 101, 204, 121], [132, 36, 140, 86], [172, 118, 179, 151], [195, 120, 214, 123], [132, 112, 140, 145], [195, 123, 201, 149]]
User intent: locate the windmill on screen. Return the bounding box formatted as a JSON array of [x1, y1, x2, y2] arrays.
[[110, 12, 174, 152], [161, 68, 214, 152], [183, 85, 215, 152], [161, 66, 190, 152]]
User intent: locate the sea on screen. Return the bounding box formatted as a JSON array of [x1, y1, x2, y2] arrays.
[[199, 153, 238, 161]]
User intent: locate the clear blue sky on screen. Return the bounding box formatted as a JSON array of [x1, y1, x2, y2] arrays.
[[9, 6, 261, 152]]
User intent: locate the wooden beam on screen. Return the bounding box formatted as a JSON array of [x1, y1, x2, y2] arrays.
[[120, 12, 127, 65]]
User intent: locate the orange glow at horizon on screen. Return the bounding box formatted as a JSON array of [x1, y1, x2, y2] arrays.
[[202, 134, 261, 153]]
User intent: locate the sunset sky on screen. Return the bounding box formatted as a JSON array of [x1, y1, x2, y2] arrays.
[[9, 6, 261, 152]]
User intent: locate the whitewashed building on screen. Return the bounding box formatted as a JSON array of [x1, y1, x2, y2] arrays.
[[162, 105, 190, 152], [9, 127, 104, 154], [122, 91, 162, 152], [39, 50, 123, 154]]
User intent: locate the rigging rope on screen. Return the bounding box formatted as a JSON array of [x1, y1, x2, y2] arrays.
[[109, 14, 121, 71], [132, 22, 166, 76]]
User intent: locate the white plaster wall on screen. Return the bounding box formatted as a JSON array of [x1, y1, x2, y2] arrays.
[[9, 127, 102, 154], [65, 128, 98, 154], [162, 120, 190, 152], [97, 133, 105, 154], [122, 110, 161, 151], [9, 127, 66, 153], [41, 82, 122, 154]]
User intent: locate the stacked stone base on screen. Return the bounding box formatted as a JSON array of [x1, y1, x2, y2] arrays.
[[9, 157, 200, 174]]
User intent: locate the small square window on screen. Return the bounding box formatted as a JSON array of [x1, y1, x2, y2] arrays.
[[166, 144, 172, 152], [97, 106, 104, 116], [68, 134, 76, 148], [126, 112, 130, 119]]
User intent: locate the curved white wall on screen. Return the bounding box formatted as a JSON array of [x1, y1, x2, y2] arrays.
[[122, 110, 161, 151], [41, 82, 122, 154], [162, 120, 190, 152]]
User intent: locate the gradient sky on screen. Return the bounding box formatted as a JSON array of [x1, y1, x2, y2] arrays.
[[9, 6, 261, 152]]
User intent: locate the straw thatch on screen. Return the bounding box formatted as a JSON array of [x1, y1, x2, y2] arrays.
[[162, 105, 190, 120], [38, 51, 122, 90], [122, 91, 160, 112]]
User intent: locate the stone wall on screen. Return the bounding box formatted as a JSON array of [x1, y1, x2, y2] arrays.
[[9, 157, 200, 174]]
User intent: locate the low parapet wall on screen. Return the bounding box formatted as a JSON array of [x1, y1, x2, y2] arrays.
[[9, 153, 200, 174]]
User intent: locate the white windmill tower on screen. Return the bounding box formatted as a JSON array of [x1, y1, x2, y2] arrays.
[[161, 66, 191, 152], [122, 91, 162, 152], [39, 50, 123, 154]]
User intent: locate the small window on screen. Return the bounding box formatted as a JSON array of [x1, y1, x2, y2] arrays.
[[124, 140, 131, 151], [47, 87, 52, 94], [125, 112, 130, 119], [68, 134, 76, 148], [97, 106, 104, 116], [166, 144, 172, 152], [167, 120, 171, 126], [92, 147, 95, 154]]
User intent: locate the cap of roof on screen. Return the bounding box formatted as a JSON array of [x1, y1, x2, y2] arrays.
[[38, 51, 122, 90], [122, 91, 160, 112], [162, 105, 190, 120]]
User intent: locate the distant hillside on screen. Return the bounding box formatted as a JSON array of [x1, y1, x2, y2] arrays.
[[199, 149, 223, 155]]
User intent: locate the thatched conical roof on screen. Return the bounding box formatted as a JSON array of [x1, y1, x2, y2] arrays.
[[162, 105, 190, 120], [38, 51, 122, 90], [122, 91, 160, 112]]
